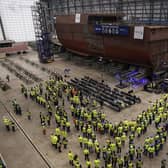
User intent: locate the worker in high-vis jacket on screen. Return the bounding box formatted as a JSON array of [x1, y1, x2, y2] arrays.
[[2, 116, 10, 131], [50, 133, 58, 149], [68, 150, 74, 166], [94, 159, 100, 168], [86, 158, 91, 168]]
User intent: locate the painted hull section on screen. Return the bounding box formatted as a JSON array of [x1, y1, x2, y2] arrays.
[[56, 14, 168, 69]]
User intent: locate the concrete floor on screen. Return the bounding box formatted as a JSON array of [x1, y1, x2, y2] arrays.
[[0, 51, 168, 168]]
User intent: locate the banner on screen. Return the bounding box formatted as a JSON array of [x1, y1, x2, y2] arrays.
[[75, 13, 81, 23], [134, 26, 144, 40], [95, 25, 129, 36]]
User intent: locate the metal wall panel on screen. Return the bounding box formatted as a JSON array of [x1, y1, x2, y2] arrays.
[[0, 26, 3, 40], [0, 0, 37, 42]]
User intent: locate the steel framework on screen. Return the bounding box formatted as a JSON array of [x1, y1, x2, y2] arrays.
[[46, 0, 168, 25], [32, 1, 54, 63]]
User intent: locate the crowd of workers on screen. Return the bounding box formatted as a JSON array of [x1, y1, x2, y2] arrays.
[[2, 73, 168, 168], [68, 95, 168, 167], [21, 76, 70, 152]]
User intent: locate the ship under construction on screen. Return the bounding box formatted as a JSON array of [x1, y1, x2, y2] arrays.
[[39, 0, 168, 72]]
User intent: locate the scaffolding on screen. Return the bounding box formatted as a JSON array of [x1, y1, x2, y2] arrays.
[[46, 0, 168, 25], [32, 1, 54, 63]]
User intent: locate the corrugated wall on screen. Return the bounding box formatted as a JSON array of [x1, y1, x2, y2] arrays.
[[0, 0, 37, 42], [0, 26, 3, 40]]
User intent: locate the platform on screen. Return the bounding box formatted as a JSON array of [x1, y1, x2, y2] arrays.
[[0, 51, 167, 168]]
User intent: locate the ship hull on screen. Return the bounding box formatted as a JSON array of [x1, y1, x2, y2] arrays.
[[56, 14, 168, 70]]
